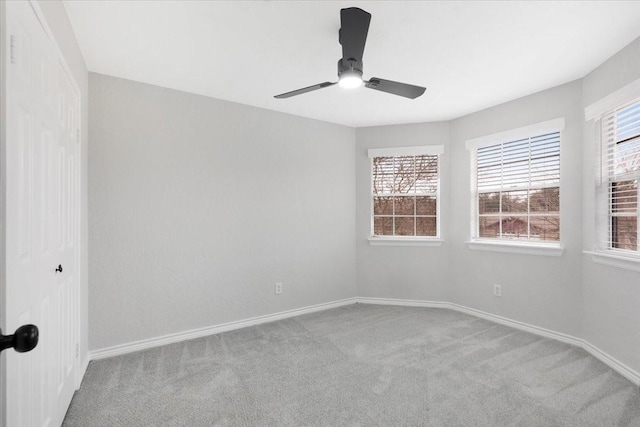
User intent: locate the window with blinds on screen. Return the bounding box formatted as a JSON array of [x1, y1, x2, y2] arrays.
[[474, 132, 560, 241], [603, 98, 640, 252], [371, 149, 440, 238]]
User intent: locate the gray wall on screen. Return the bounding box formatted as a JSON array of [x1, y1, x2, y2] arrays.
[[355, 123, 451, 302], [448, 80, 584, 337], [36, 0, 90, 370], [353, 36, 640, 377], [354, 81, 585, 338], [581, 37, 640, 375], [89, 74, 357, 350]]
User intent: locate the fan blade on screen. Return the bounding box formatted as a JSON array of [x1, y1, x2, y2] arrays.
[[339, 8, 371, 63], [274, 82, 336, 99], [365, 78, 426, 99]]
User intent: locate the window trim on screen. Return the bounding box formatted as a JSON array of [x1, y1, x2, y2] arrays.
[[369, 237, 444, 247], [466, 119, 565, 247], [467, 239, 564, 256], [584, 250, 640, 273], [368, 145, 444, 244], [584, 77, 640, 121], [465, 118, 565, 151], [368, 145, 444, 158]]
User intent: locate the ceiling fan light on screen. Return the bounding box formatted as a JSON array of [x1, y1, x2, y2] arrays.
[[338, 71, 363, 89]]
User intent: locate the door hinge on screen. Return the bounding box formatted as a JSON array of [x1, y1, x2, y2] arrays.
[[76, 343, 79, 359], [10, 35, 16, 64]]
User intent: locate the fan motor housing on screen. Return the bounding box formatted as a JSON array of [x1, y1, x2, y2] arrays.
[[337, 58, 363, 80]]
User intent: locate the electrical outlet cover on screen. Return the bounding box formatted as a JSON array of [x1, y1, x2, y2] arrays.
[[493, 284, 502, 297]]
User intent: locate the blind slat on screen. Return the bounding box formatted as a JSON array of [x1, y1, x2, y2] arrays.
[[477, 132, 560, 191], [474, 131, 561, 242]]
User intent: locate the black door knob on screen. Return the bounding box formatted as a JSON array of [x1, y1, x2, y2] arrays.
[[55, 264, 63, 273], [0, 324, 39, 354]]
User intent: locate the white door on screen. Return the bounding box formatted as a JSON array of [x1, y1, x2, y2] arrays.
[[3, 1, 80, 426]]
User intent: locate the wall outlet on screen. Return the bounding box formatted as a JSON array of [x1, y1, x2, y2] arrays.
[[493, 284, 502, 297], [275, 282, 283, 295]]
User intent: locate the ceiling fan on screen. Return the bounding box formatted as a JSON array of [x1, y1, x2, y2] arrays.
[[274, 7, 426, 100]]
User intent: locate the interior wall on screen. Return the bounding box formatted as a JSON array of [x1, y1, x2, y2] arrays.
[[581, 36, 640, 375], [355, 82, 585, 338], [448, 80, 584, 338], [352, 35, 640, 377], [355, 123, 451, 302], [88, 73, 357, 350], [36, 0, 90, 370]]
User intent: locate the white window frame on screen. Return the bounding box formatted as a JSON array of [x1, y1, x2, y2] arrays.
[[465, 118, 565, 256], [368, 145, 444, 247], [584, 78, 640, 271]]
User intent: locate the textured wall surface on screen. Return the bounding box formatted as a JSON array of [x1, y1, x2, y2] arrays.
[[355, 80, 585, 338], [581, 36, 640, 375], [89, 74, 356, 350], [582, 37, 640, 108], [448, 80, 584, 338], [355, 122, 451, 302]]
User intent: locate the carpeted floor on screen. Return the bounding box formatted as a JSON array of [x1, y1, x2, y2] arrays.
[[63, 304, 640, 426]]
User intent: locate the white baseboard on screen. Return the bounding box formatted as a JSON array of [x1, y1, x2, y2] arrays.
[[582, 340, 640, 387], [447, 303, 585, 347], [357, 297, 640, 386], [355, 297, 451, 309], [88, 296, 640, 387], [357, 297, 583, 347], [89, 298, 358, 360]]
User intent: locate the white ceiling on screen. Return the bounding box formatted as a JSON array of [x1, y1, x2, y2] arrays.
[[63, 1, 640, 128]]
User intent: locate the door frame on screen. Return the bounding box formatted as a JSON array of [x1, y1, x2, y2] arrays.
[[0, 1, 84, 425]]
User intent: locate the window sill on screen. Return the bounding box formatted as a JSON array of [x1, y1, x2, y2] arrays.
[[368, 237, 444, 247], [584, 250, 640, 273], [466, 240, 564, 256]]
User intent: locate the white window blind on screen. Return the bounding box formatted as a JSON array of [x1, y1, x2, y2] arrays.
[[371, 149, 440, 238], [602, 98, 640, 252], [473, 131, 560, 242]]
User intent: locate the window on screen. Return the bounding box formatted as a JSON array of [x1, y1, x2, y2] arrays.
[[584, 78, 640, 269], [468, 121, 562, 244], [368, 146, 443, 240], [602, 98, 640, 253]]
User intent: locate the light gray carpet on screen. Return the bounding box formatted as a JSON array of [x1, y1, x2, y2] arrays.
[[63, 304, 640, 426]]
